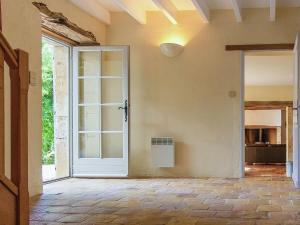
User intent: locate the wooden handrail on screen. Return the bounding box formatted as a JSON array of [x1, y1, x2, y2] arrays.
[[0, 31, 18, 68], [0, 174, 18, 196]]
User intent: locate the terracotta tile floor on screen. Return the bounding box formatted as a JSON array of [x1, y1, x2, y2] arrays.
[[245, 165, 286, 177], [30, 177, 300, 225]]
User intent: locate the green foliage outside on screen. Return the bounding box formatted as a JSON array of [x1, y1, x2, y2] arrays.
[[42, 41, 55, 165]]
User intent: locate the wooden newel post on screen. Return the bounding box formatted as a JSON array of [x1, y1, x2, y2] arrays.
[[17, 49, 29, 225], [11, 49, 29, 225]]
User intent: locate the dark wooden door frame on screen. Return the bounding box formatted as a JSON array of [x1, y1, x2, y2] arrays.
[[225, 43, 294, 51], [245, 101, 293, 110], [232, 43, 294, 178]]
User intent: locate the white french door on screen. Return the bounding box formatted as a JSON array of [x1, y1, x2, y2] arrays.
[[293, 33, 300, 187], [72, 46, 129, 177]]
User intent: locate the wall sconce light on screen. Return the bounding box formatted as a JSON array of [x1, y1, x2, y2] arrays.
[[160, 43, 184, 57]]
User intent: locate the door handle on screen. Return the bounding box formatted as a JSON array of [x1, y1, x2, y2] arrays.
[[118, 100, 128, 122]]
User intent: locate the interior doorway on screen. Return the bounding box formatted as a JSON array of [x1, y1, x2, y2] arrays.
[[243, 50, 294, 177], [41, 36, 71, 182]]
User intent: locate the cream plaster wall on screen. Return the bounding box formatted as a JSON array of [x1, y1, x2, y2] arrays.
[[245, 85, 293, 101], [2, 0, 106, 196], [107, 9, 300, 178]]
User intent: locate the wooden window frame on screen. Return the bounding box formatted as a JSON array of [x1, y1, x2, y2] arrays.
[[42, 27, 79, 46]]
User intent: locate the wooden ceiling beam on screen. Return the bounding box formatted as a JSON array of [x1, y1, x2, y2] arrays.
[[191, 0, 210, 23], [152, 0, 178, 25], [231, 0, 242, 22], [112, 0, 147, 24]]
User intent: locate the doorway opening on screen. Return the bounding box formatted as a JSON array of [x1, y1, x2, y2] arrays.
[[41, 36, 71, 182], [243, 50, 294, 177]]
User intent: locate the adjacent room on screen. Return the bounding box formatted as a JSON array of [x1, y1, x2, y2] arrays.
[[4, 0, 300, 225], [244, 51, 294, 177]]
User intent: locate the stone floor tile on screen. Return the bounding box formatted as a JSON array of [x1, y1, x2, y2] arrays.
[[140, 216, 172, 225], [270, 199, 292, 206], [188, 203, 209, 210], [57, 214, 89, 223], [62, 206, 93, 214], [255, 220, 284, 225], [196, 218, 229, 225], [238, 211, 269, 219], [268, 212, 297, 220], [189, 210, 216, 218], [88, 207, 118, 214], [257, 205, 282, 212], [43, 206, 69, 213], [166, 217, 198, 225], [83, 214, 119, 223], [227, 219, 256, 225], [284, 221, 300, 225], [232, 204, 257, 211], [215, 211, 239, 218], [204, 199, 226, 205], [33, 213, 66, 222], [249, 199, 270, 205], [208, 204, 233, 211], [71, 200, 100, 207]]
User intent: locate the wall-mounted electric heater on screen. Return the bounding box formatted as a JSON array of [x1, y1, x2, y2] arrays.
[[151, 137, 175, 167]]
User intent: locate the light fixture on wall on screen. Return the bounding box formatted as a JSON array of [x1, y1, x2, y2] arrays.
[[160, 43, 184, 57]]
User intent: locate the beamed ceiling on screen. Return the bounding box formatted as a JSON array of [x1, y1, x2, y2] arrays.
[[69, 0, 300, 25]]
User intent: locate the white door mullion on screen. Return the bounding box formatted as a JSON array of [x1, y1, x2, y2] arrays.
[[73, 49, 79, 164], [78, 76, 126, 79], [78, 131, 123, 134], [123, 46, 129, 166], [78, 103, 123, 107], [99, 51, 103, 159]]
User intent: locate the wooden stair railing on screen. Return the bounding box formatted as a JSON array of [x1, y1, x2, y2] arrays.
[[0, 10, 29, 225]]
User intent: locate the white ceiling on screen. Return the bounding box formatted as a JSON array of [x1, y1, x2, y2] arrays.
[[245, 51, 294, 86], [96, 0, 300, 11]]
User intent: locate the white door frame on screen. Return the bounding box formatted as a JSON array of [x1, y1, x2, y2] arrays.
[[72, 45, 129, 177], [240, 51, 245, 178], [42, 35, 73, 181], [239, 47, 297, 183], [293, 33, 300, 187]]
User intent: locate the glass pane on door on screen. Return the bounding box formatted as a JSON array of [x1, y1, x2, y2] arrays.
[[79, 52, 100, 76], [101, 78, 123, 103], [79, 106, 100, 131], [102, 133, 123, 158], [101, 106, 123, 131], [79, 79, 100, 104], [79, 133, 100, 158], [102, 51, 124, 76]]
